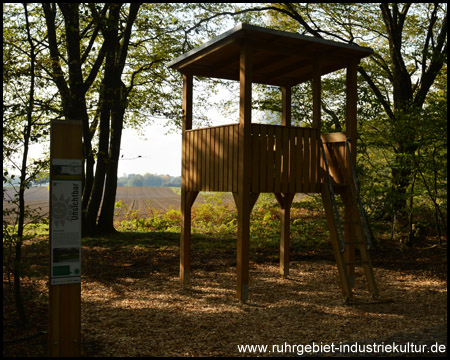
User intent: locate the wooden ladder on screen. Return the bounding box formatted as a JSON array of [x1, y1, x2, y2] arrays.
[[320, 138, 378, 301]]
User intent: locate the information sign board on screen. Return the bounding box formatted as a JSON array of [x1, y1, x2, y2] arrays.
[[50, 159, 82, 285], [51, 179, 82, 284]]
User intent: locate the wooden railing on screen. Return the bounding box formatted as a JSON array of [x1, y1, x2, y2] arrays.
[[183, 123, 322, 193], [250, 124, 321, 193], [184, 124, 239, 192]]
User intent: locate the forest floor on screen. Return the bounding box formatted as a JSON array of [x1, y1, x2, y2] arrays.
[[3, 232, 447, 357]]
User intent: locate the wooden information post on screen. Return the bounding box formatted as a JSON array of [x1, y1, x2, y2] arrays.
[[49, 120, 82, 356]]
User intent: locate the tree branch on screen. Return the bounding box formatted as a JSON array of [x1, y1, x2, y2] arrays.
[[358, 66, 395, 120], [41, 3, 70, 110], [414, 10, 447, 107]]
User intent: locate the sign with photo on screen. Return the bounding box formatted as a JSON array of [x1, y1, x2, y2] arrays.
[[51, 163, 82, 285]]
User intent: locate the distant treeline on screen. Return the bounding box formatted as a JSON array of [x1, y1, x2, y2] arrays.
[[118, 173, 181, 187], [4, 173, 181, 188]]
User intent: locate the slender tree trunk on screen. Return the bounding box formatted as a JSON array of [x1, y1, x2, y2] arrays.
[[94, 4, 140, 234], [13, 3, 36, 325], [84, 4, 121, 235], [98, 83, 127, 233]]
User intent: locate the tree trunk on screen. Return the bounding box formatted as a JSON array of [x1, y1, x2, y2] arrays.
[[83, 4, 122, 235], [97, 83, 127, 233], [94, 4, 140, 234]]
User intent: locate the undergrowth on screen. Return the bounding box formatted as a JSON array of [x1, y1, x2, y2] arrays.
[[114, 193, 330, 251]]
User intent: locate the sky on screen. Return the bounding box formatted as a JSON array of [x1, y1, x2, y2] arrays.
[[117, 120, 182, 177], [24, 118, 183, 178]]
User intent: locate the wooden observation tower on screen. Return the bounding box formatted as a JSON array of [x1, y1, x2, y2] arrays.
[[168, 24, 378, 302]]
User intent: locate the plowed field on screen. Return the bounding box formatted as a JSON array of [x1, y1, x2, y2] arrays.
[[3, 187, 196, 221]]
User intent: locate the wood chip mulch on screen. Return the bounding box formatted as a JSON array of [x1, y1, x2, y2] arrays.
[[3, 241, 447, 357]]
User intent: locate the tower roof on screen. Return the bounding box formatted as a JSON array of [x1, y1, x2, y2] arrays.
[[168, 23, 373, 87]]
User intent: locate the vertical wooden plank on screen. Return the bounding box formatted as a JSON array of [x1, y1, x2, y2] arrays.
[[259, 125, 268, 192], [274, 126, 282, 193], [216, 127, 221, 191], [296, 128, 304, 193], [227, 126, 233, 192], [201, 129, 206, 191], [281, 126, 289, 193], [209, 127, 213, 191], [218, 126, 224, 191], [221, 126, 226, 191], [289, 127, 296, 193], [252, 124, 260, 193], [185, 131, 189, 190], [192, 131, 196, 190], [233, 124, 239, 193], [310, 129, 317, 193], [197, 130, 202, 190], [223, 127, 226, 191], [214, 127, 219, 191], [191, 132, 194, 189], [303, 128, 310, 193], [222, 126, 226, 191], [209, 128, 213, 191], [194, 130, 202, 191], [223, 126, 228, 191], [205, 128, 210, 191], [194, 130, 199, 191], [191, 131, 196, 191], [210, 128, 215, 191], [267, 126, 275, 192], [186, 131, 191, 190], [182, 131, 186, 189]]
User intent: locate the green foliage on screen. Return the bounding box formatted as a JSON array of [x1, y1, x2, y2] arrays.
[[115, 200, 181, 233], [114, 193, 331, 250]]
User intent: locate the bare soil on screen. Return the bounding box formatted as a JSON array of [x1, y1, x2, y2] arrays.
[[3, 186, 184, 220]]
